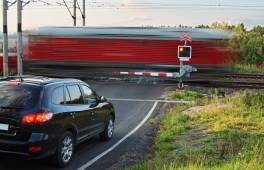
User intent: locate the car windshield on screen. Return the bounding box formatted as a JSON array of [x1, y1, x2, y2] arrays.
[[0, 82, 41, 109]]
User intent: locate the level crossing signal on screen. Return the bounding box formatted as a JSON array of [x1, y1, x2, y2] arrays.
[[178, 46, 192, 61]]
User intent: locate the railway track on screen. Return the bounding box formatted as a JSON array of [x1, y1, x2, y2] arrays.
[[193, 73, 264, 80], [26, 68, 264, 89], [186, 73, 264, 89]]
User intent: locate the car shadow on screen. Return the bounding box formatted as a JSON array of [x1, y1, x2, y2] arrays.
[[0, 136, 105, 170]]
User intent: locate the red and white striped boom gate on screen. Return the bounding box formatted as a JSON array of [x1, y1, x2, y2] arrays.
[[117, 65, 196, 78], [118, 71, 175, 78]]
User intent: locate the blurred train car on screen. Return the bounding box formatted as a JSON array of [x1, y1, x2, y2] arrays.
[[23, 27, 234, 75], [1, 27, 234, 76], [0, 36, 17, 74]]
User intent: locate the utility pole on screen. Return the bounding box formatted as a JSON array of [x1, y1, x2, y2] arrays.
[[17, 0, 23, 75], [73, 0, 77, 26], [82, 0, 85, 26], [2, 0, 9, 77]]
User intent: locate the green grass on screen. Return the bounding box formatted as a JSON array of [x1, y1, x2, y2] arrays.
[[231, 64, 264, 73], [148, 118, 157, 125], [167, 90, 204, 101], [127, 91, 264, 170]]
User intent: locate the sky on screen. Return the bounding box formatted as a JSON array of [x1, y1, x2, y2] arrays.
[[0, 0, 264, 33]]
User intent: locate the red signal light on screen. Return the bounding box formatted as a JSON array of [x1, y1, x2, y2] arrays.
[[178, 46, 192, 61], [179, 47, 184, 52], [22, 112, 53, 125]]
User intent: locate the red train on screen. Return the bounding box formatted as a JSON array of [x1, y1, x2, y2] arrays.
[[0, 38, 17, 73], [1, 27, 234, 74]]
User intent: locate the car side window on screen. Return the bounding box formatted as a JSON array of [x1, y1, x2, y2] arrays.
[[66, 85, 84, 104], [52, 86, 64, 105], [81, 85, 98, 105]]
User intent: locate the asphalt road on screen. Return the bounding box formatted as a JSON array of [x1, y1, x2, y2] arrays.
[[0, 81, 173, 170]]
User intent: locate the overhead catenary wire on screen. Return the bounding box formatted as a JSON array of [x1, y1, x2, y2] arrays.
[[8, 7, 264, 12], [1, 1, 264, 9]]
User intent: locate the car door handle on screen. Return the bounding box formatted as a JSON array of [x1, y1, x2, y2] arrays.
[[91, 111, 95, 120]]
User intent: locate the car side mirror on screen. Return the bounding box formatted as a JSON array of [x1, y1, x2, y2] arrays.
[[99, 96, 107, 102]]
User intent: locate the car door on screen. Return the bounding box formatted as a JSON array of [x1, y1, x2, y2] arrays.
[[80, 84, 106, 132], [65, 84, 93, 139]]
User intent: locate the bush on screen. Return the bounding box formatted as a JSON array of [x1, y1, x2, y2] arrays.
[[232, 31, 264, 65]]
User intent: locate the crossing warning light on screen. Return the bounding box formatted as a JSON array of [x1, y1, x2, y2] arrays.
[[178, 46, 192, 61]]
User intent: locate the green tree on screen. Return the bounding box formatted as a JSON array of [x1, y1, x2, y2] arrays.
[[211, 21, 235, 30], [196, 24, 210, 29]]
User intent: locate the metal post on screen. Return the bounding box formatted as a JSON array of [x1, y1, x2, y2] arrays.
[[17, 0, 23, 75], [180, 40, 187, 75], [2, 0, 9, 77], [73, 0, 77, 26], [82, 0, 85, 26]]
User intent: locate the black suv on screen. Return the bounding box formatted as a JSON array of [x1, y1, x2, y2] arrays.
[[0, 76, 115, 167]]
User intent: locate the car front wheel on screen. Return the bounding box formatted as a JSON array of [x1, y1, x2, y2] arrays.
[[100, 115, 114, 141]]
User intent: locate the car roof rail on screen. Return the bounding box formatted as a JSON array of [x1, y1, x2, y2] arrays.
[[0, 75, 50, 82], [0, 76, 24, 82]]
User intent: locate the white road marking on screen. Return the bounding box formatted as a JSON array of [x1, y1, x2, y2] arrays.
[[108, 98, 193, 104], [77, 101, 158, 170]]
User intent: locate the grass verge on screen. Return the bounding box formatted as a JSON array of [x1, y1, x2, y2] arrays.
[[127, 91, 264, 170], [167, 90, 204, 101]]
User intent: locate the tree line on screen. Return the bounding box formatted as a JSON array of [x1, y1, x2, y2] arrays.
[[197, 22, 264, 66]]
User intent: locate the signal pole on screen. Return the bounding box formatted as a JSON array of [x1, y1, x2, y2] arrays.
[[17, 0, 23, 75], [82, 0, 85, 26], [2, 0, 9, 77], [73, 0, 77, 26]]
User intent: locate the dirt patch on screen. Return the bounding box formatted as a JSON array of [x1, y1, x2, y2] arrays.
[[182, 106, 204, 115], [173, 126, 209, 148]]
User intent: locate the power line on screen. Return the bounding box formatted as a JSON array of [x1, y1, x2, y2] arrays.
[[54, 0, 85, 26], [2, 2, 264, 8], [6, 6, 264, 11]]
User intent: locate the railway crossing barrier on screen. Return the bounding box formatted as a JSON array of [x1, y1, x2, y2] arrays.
[[115, 33, 197, 89]]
